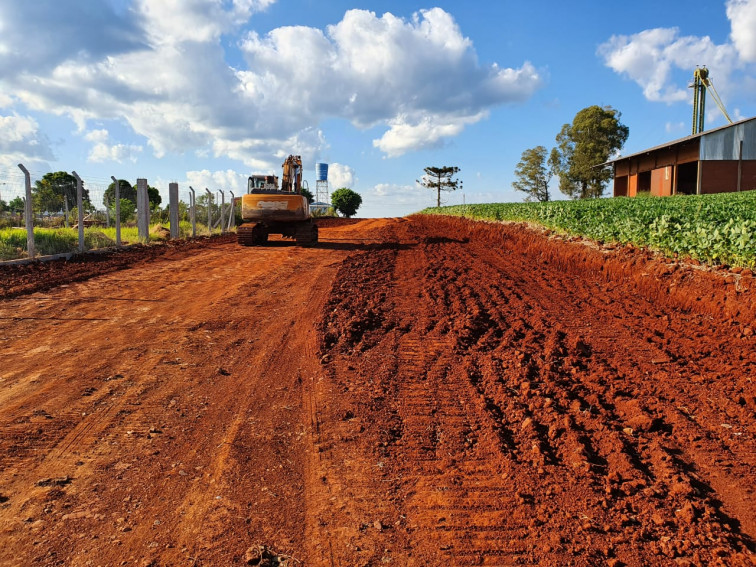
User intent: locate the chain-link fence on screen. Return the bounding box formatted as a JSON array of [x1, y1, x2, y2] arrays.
[[0, 164, 240, 262]]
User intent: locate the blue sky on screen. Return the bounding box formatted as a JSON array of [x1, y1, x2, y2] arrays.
[[1, 0, 755, 216]]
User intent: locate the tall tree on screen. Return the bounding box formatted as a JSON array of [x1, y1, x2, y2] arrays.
[[32, 183, 62, 214], [331, 187, 362, 218], [550, 105, 629, 199], [102, 180, 160, 209], [147, 186, 162, 210], [33, 171, 89, 214], [195, 192, 219, 224], [103, 179, 136, 207], [9, 197, 25, 213], [112, 198, 136, 223], [417, 166, 462, 207], [512, 146, 553, 202]]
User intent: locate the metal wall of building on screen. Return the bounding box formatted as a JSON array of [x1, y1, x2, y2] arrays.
[[612, 118, 756, 197], [700, 120, 756, 160]]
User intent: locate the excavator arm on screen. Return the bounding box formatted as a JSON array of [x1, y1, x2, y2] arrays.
[[281, 155, 303, 193]]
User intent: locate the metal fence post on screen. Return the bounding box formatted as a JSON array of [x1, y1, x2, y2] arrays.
[[17, 164, 35, 259], [169, 182, 179, 239], [111, 176, 121, 246], [205, 188, 212, 235], [189, 186, 196, 238], [71, 171, 85, 253], [136, 178, 150, 243]]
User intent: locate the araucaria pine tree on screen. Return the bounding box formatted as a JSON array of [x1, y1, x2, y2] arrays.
[[417, 166, 462, 208]]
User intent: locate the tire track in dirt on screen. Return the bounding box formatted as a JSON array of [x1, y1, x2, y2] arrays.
[[317, 215, 755, 566], [0, 222, 376, 566], [388, 240, 536, 563], [1, 215, 753, 566], [464, 219, 756, 546]]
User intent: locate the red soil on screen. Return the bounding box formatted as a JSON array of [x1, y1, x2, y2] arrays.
[[0, 216, 753, 566]]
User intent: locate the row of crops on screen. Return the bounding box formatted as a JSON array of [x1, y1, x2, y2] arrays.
[[420, 191, 756, 268]]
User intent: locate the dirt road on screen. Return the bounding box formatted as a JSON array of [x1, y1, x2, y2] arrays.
[[0, 217, 754, 566]]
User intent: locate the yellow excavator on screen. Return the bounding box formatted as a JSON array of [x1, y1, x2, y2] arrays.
[[237, 155, 318, 246]]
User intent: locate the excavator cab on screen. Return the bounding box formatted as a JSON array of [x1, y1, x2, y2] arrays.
[[248, 175, 278, 192]]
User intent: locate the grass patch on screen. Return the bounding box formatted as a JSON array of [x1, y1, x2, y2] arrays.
[[0, 222, 214, 261]]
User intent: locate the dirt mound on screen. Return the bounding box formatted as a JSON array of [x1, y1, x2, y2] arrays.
[[149, 224, 171, 239], [314, 215, 756, 566], [0, 216, 753, 566], [313, 217, 364, 228], [0, 234, 235, 300]]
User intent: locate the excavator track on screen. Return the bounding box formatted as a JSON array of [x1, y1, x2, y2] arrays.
[[294, 222, 318, 246], [237, 222, 317, 246], [237, 223, 268, 246]]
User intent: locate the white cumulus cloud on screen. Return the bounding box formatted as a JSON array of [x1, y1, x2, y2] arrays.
[[373, 112, 486, 157], [185, 169, 249, 194], [727, 0, 756, 62], [598, 1, 754, 108], [85, 129, 143, 163], [598, 27, 737, 103], [327, 163, 356, 190], [136, 0, 276, 45], [0, 3, 543, 169], [239, 8, 542, 156], [0, 113, 55, 161]]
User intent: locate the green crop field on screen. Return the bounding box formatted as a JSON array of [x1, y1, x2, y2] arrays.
[[420, 191, 756, 268]]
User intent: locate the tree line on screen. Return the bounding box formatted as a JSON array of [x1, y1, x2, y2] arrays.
[[513, 105, 629, 202], [415, 106, 627, 209], [1, 173, 365, 223], [1, 172, 164, 220]]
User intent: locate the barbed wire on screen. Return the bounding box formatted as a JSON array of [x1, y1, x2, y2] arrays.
[[0, 165, 203, 208]]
